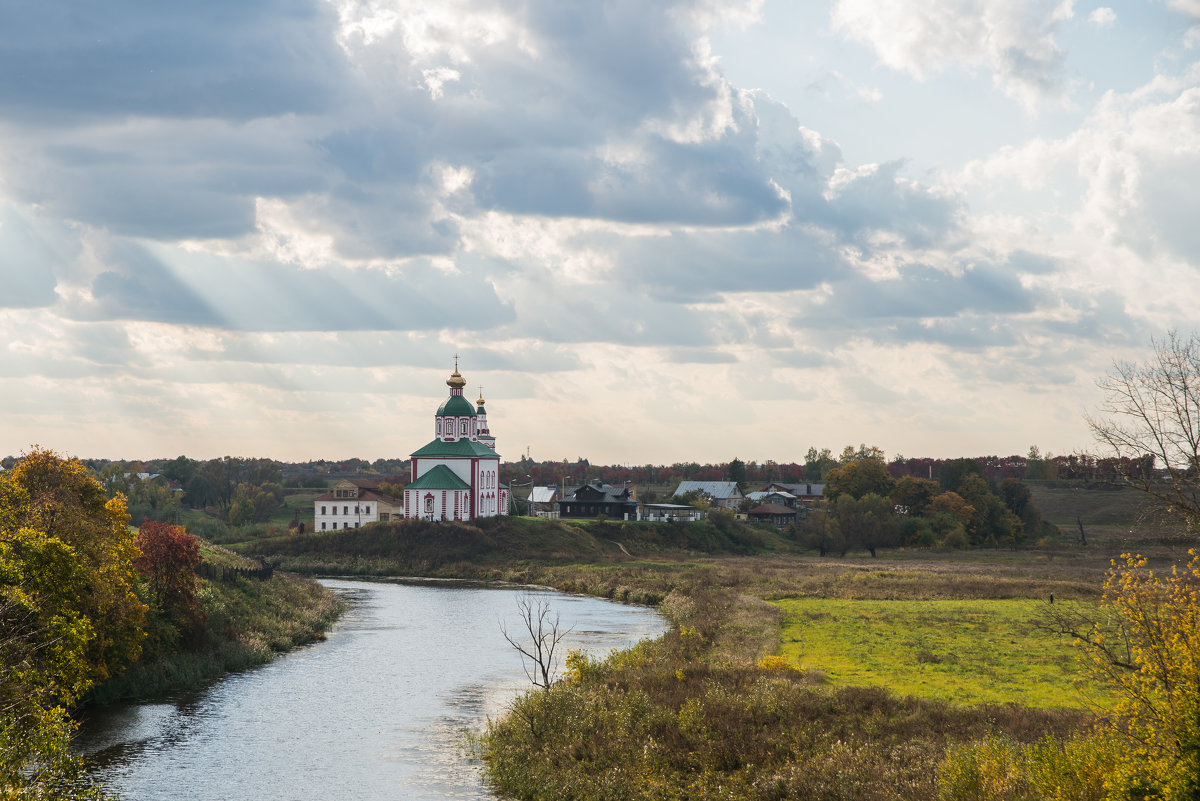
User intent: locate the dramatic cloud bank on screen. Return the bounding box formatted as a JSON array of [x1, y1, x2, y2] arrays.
[[0, 0, 1196, 463]]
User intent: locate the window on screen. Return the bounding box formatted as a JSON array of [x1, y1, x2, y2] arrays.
[[321, 522, 326, 530], [436, 420, 442, 435], [425, 496, 433, 513], [321, 506, 326, 515], [343, 506, 349, 515], [354, 505, 359, 514], [460, 421, 468, 435]]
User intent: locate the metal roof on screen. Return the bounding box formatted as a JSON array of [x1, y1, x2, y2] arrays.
[[410, 438, 501, 459], [673, 480, 743, 499], [530, 486, 558, 503], [436, 395, 477, 417], [405, 464, 472, 491]]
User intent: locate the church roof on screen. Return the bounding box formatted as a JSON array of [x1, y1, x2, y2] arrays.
[[410, 438, 501, 459], [406, 464, 472, 491], [437, 395, 477, 416]]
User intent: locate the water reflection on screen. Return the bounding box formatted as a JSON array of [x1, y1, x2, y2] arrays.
[[77, 580, 667, 801]]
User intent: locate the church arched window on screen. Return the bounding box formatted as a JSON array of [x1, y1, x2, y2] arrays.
[[436, 420, 442, 435], [460, 420, 468, 435]]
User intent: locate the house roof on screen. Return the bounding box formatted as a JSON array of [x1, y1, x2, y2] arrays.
[[564, 483, 636, 503], [748, 503, 797, 516], [674, 480, 743, 500], [314, 488, 401, 504], [343, 477, 381, 489], [747, 490, 797, 501], [530, 486, 558, 503], [405, 464, 472, 491], [410, 438, 501, 459], [766, 482, 826, 496]]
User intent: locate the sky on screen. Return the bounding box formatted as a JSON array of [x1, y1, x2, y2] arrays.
[[1, 0, 1198, 465]]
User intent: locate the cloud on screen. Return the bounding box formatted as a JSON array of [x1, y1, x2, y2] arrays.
[[956, 68, 1200, 269], [0, 0, 349, 121], [831, 0, 1076, 106], [72, 241, 515, 333], [1169, 0, 1200, 17], [1087, 7, 1116, 26], [0, 205, 69, 307]]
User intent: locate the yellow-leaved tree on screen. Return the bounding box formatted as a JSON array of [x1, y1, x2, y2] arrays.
[[1085, 551, 1200, 800], [2, 448, 146, 686], [1, 447, 146, 800]]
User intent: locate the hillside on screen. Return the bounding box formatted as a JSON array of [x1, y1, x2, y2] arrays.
[[240, 514, 796, 576], [1026, 482, 1153, 526]]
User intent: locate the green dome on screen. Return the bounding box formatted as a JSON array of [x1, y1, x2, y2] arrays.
[[437, 395, 477, 416]]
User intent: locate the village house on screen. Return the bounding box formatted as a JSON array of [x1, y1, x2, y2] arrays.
[[746, 489, 798, 508], [313, 478, 402, 531], [528, 486, 560, 518], [747, 503, 799, 527], [672, 480, 745, 510], [558, 481, 638, 520], [764, 482, 826, 505]]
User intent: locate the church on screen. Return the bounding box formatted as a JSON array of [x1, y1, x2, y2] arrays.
[[402, 363, 509, 521]]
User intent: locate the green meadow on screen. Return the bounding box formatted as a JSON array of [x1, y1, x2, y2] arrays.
[[774, 598, 1106, 709]]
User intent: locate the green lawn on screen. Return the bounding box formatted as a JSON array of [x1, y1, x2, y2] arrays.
[[773, 598, 1108, 709]]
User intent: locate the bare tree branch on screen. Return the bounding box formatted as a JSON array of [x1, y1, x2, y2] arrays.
[[500, 594, 572, 691], [1087, 330, 1200, 534]]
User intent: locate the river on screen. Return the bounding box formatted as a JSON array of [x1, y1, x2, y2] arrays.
[[76, 579, 668, 800]]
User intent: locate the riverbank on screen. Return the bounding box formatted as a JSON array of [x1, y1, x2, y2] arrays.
[[474, 557, 1101, 800], [239, 515, 1183, 800], [87, 544, 344, 704]]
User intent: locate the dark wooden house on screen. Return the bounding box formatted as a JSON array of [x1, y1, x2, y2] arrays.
[[557, 481, 639, 521]]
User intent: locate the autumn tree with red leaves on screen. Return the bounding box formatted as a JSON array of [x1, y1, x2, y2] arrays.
[[134, 521, 205, 647]]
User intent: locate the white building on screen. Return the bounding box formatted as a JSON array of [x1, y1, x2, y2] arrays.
[[313, 478, 403, 531], [402, 364, 510, 521]]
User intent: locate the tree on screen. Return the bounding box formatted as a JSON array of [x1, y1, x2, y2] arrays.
[[134, 522, 205, 646], [159, 455, 199, 486], [832, 493, 899, 557], [999, 477, 1045, 536], [1088, 330, 1200, 532], [824, 458, 895, 502], [803, 447, 837, 481], [726, 458, 748, 492], [1, 449, 145, 684], [0, 450, 137, 800], [794, 506, 842, 556], [954, 473, 1024, 545], [938, 458, 983, 492], [1043, 551, 1200, 798], [892, 476, 940, 517], [501, 595, 571, 690]]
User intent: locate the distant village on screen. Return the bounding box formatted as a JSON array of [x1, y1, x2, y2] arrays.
[[3, 364, 1149, 542], [306, 364, 827, 530]]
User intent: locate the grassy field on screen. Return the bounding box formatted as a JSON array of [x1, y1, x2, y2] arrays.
[[774, 598, 1103, 708], [1027, 482, 1152, 526]]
